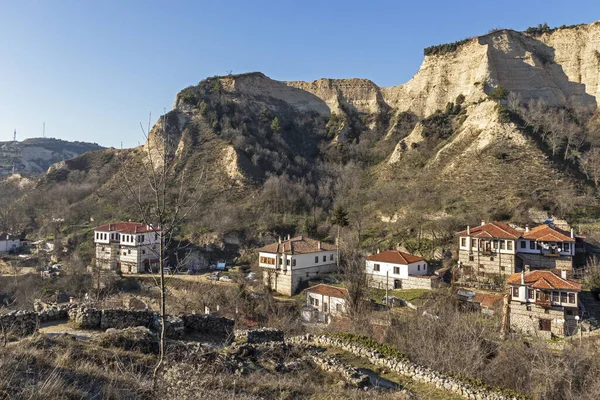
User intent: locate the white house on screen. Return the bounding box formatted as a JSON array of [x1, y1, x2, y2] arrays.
[[258, 235, 336, 296], [507, 268, 581, 337], [0, 232, 21, 253], [303, 284, 348, 324], [366, 250, 438, 290], [94, 222, 164, 274]]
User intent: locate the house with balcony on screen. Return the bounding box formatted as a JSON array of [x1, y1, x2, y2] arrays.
[[257, 235, 336, 296], [302, 284, 348, 324], [456, 221, 575, 280], [365, 250, 439, 290], [507, 269, 581, 338], [94, 222, 163, 274]]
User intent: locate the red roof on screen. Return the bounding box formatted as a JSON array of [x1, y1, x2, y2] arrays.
[[306, 284, 348, 299], [366, 250, 425, 265], [522, 224, 574, 242], [258, 236, 335, 254], [507, 270, 581, 291], [472, 292, 504, 309], [456, 221, 521, 240], [95, 222, 159, 234]]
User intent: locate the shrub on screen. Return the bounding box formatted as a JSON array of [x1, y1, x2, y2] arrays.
[[489, 85, 508, 100], [212, 79, 223, 94], [455, 94, 465, 105], [179, 87, 198, 105], [496, 104, 511, 123], [424, 37, 472, 56]]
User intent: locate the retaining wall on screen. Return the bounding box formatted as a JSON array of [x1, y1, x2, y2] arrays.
[[0, 311, 38, 338], [289, 334, 519, 400], [234, 328, 284, 343]]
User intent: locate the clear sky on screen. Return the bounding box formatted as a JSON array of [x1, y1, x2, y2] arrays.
[[1, 0, 598, 148]]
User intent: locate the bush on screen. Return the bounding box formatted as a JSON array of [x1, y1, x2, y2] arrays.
[[424, 37, 472, 56], [496, 104, 511, 123], [489, 85, 508, 100], [455, 94, 465, 105]]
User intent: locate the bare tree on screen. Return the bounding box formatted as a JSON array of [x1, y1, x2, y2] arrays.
[[580, 148, 600, 187], [339, 249, 367, 319], [118, 111, 204, 385]]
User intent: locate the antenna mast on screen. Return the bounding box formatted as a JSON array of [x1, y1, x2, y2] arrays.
[[13, 129, 16, 142]]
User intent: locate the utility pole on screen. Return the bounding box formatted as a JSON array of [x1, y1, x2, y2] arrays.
[[13, 129, 16, 142]]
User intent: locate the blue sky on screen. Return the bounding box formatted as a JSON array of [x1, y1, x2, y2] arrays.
[[1, 0, 598, 148]]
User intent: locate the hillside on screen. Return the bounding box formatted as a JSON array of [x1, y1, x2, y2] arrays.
[[0, 138, 104, 176], [7, 21, 600, 253]]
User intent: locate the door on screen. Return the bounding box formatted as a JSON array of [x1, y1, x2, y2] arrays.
[[394, 279, 401, 289], [539, 319, 551, 331]]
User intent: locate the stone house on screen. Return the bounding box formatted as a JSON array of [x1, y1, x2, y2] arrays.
[[507, 269, 581, 338], [365, 250, 439, 290], [258, 235, 336, 296], [94, 222, 164, 274], [0, 232, 21, 253], [456, 221, 575, 280], [303, 284, 348, 324]]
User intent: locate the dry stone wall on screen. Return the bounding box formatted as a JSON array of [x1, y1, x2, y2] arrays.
[[0, 311, 38, 338], [234, 328, 284, 344], [289, 334, 521, 400], [181, 314, 234, 337]]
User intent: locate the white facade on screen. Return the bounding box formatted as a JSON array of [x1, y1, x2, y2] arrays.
[[365, 259, 428, 280], [515, 239, 574, 256], [0, 237, 21, 253], [258, 250, 336, 272], [306, 291, 346, 317], [458, 237, 517, 255], [510, 283, 578, 308]]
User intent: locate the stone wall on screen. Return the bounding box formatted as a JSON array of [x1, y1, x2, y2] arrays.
[[263, 263, 337, 296], [181, 314, 235, 337], [68, 307, 102, 329], [309, 354, 370, 388], [458, 249, 517, 278], [509, 303, 576, 338], [516, 253, 573, 271], [0, 311, 38, 338], [234, 328, 284, 344], [99, 309, 154, 330], [367, 273, 440, 290], [289, 334, 518, 400]]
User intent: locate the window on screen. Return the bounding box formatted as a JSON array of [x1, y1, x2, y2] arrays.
[[520, 241, 526, 249], [500, 240, 505, 250], [568, 293, 575, 304], [469, 255, 474, 261], [528, 288, 534, 299], [336, 303, 342, 312], [142, 250, 146, 255], [564, 243, 570, 252], [330, 254, 333, 261], [471, 238, 477, 248], [530, 241, 535, 250], [461, 238, 467, 247], [315, 256, 319, 264], [393, 267, 400, 274], [323, 302, 328, 313], [552, 291, 559, 302], [292, 259, 296, 267], [512, 287, 519, 297], [507, 241, 513, 251], [539, 319, 551, 331], [314, 298, 319, 307], [561, 292, 567, 303], [155, 233, 158, 240], [128, 249, 131, 254], [417, 264, 420, 271], [323, 255, 326, 262], [260, 257, 275, 265], [373, 264, 380, 272], [536, 242, 542, 250], [500, 266, 505, 272], [490, 257, 494, 261]]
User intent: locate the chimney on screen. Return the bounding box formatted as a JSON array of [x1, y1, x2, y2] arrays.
[[525, 265, 531, 273], [278, 236, 281, 244], [467, 225, 470, 235], [561, 269, 567, 279], [521, 270, 525, 285], [377, 248, 380, 254], [287, 234, 290, 241], [571, 228, 574, 239], [318, 241, 321, 250], [525, 224, 529, 233], [481, 220, 486, 226]]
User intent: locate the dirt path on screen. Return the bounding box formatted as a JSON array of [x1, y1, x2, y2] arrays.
[[38, 320, 101, 340]]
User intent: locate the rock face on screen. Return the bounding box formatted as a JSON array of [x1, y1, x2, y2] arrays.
[[0, 138, 103, 176]]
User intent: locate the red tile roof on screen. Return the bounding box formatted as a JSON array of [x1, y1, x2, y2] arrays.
[[306, 284, 348, 299], [366, 250, 425, 265], [95, 222, 160, 234], [507, 270, 581, 291], [472, 292, 504, 309], [456, 221, 521, 239], [258, 236, 335, 254], [522, 224, 574, 242], [457, 221, 574, 242]]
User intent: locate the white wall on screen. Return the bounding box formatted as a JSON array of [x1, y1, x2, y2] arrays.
[[510, 284, 579, 307], [258, 250, 336, 271], [0, 238, 21, 252], [365, 259, 427, 279], [306, 292, 346, 317], [458, 236, 516, 255], [516, 239, 574, 256]]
